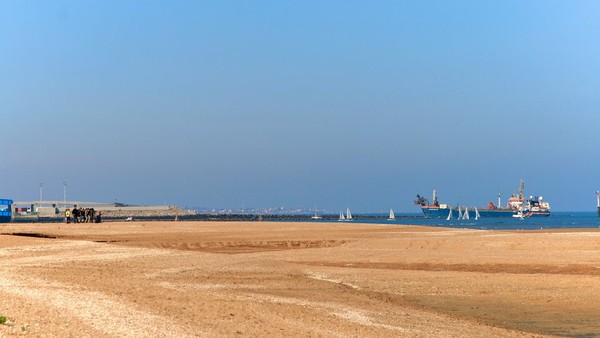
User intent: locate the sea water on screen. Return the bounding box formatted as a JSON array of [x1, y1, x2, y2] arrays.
[[361, 212, 600, 230]]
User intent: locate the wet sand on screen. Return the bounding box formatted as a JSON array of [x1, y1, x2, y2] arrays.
[[1, 221, 600, 337]]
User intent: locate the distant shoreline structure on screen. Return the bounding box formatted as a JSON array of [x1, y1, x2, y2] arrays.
[[11, 200, 196, 220]]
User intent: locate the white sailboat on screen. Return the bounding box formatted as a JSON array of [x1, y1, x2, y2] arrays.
[[457, 206, 463, 219], [463, 207, 470, 220], [388, 209, 395, 220], [475, 207, 480, 220], [346, 208, 353, 221], [446, 208, 452, 220], [513, 207, 525, 219], [338, 210, 346, 221], [311, 205, 322, 220]]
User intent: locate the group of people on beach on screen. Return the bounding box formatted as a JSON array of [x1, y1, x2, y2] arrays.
[[65, 207, 101, 224]]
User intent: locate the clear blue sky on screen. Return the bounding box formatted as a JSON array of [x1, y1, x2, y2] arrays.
[[1, 0, 599, 212]]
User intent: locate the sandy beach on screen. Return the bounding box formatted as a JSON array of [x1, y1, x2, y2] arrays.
[[1, 221, 599, 337]]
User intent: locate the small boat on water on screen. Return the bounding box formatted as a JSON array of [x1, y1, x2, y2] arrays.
[[462, 207, 470, 220], [311, 205, 322, 220], [388, 209, 395, 220], [513, 208, 525, 219], [339, 208, 353, 221]]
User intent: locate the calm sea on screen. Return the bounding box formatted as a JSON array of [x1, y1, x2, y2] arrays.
[[360, 212, 600, 230]]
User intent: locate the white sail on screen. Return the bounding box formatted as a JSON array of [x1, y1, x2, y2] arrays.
[[346, 208, 352, 220], [463, 207, 470, 220], [475, 207, 480, 220], [446, 208, 452, 220], [457, 206, 462, 219], [339, 211, 346, 221], [388, 209, 395, 220]]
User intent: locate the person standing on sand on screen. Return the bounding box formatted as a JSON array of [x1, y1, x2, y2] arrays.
[[65, 208, 71, 224], [72, 207, 79, 223]]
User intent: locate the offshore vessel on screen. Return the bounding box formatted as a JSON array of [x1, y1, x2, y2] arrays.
[[521, 195, 551, 217], [0, 199, 13, 223], [414, 180, 550, 218]]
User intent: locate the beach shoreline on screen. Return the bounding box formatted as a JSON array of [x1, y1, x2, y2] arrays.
[[1, 221, 598, 337]]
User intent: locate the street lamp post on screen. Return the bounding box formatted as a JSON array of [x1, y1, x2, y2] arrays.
[[39, 183, 44, 202], [63, 181, 67, 209]]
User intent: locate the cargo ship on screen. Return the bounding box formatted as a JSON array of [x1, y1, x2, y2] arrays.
[[414, 181, 550, 218], [0, 199, 13, 223]]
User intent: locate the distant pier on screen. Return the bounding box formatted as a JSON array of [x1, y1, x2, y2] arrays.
[[11, 200, 196, 220]]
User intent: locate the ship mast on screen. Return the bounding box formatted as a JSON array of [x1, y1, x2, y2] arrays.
[[519, 180, 524, 200]]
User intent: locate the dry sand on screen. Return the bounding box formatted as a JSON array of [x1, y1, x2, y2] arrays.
[[1, 221, 600, 337]]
